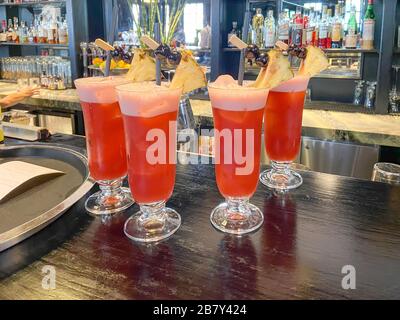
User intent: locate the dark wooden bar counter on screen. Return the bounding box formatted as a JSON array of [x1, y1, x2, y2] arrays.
[[0, 134, 400, 300]]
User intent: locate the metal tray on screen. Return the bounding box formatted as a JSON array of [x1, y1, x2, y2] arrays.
[[0, 144, 94, 252]]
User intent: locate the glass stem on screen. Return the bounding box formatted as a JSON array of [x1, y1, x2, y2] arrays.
[[98, 178, 124, 203], [226, 197, 251, 220], [271, 161, 292, 175], [138, 201, 167, 230]]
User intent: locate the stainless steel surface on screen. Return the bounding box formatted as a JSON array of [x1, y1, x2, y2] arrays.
[[2, 122, 50, 141], [301, 137, 380, 180], [178, 94, 196, 131], [0, 144, 94, 252], [37, 114, 74, 135]]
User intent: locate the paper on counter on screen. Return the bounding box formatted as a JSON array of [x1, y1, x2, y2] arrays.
[[0, 161, 64, 203]]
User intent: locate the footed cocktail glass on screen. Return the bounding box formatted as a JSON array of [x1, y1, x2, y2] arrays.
[[74, 76, 134, 216], [117, 82, 182, 243], [208, 78, 269, 235], [260, 76, 309, 191]]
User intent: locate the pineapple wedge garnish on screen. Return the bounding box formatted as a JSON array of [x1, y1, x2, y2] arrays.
[[170, 50, 207, 94], [298, 45, 329, 77], [252, 49, 293, 89], [126, 49, 156, 82]]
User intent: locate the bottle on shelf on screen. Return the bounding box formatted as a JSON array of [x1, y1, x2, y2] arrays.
[[277, 10, 290, 45], [0, 20, 7, 42], [331, 4, 343, 48], [38, 17, 47, 44], [312, 10, 320, 47], [302, 9, 309, 47], [318, 5, 328, 49], [47, 18, 57, 44], [252, 8, 264, 48], [12, 17, 19, 43], [326, 8, 333, 49], [362, 0, 375, 50], [290, 6, 303, 46], [228, 21, 240, 47], [58, 19, 68, 45], [264, 10, 275, 48], [345, 4, 358, 49], [19, 21, 29, 43], [6, 19, 13, 42]]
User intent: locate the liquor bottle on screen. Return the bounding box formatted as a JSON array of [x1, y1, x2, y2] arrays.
[[248, 23, 254, 44], [312, 10, 320, 46], [6, 19, 13, 42], [340, 1, 346, 45], [305, 8, 313, 46], [19, 21, 28, 43], [0, 20, 7, 42], [318, 5, 328, 49], [277, 11, 290, 44], [12, 17, 19, 43], [290, 7, 303, 46], [228, 21, 239, 47], [302, 9, 309, 47], [345, 4, 358, 48], [252, 8, 264, 47], [326, 8, 332, 49], [38, 17, 47, 43], [58, 19, 68, 45], [331, 4, 343, 48], [47, 18, 57, 44], [362, 0, 375, 50], [264, 10, 275, 48]]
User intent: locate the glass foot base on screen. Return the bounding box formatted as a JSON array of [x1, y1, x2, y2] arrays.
[[85, 187, 134, 216], [210, 200, 264, 235], [260, 169, 303, 191], [124, 207, 181, 243]]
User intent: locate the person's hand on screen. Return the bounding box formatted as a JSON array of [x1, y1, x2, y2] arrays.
[[0, 86, 40, 108], [17, 86, 41, 98]]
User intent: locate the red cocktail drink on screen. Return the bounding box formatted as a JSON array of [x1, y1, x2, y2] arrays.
[[80, 101, 127, 181], [117, 82, 182, 243], [122, 110, 177, 204], [209, 76, 269, 235], [213, 107, 264, 198], [264, 90, 306, 161], [260, 76, 309, 191], [75, 77, 134, 216]]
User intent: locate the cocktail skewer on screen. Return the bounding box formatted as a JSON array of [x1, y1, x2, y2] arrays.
[[95, 38, 115, 77], [154, 23, 162, 86], [141, 35, 162, 85], [229, 35, 270, 69]]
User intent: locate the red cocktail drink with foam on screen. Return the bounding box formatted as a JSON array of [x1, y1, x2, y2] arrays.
[[260, 76, 310, 191], [75, 76, 134, 216], [208, 75, 269, 235], [117, 82, 182, 243]]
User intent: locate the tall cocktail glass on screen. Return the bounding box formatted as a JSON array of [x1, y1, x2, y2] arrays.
[[260, 76, 309, 191], [208, 80, 269, 235], [117, 82, 182, 243], [74, 76, 134, 216]]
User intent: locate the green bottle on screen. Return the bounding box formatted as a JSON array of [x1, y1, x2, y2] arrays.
[[345, 5, 358, 48], [362, 0, 375, 49]]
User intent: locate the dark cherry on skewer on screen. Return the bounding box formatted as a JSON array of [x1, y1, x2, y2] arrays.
[[167, 50, 182, 65], [287, 44, 307, 59], [154, 44, 171, 60], [255, 52, 269, 67], [245, 44, 260, 60]]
